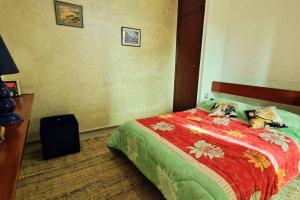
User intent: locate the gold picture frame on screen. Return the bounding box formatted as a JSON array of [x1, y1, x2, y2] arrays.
[[54, 1, 84, 28], [0, 126, 5, 143]]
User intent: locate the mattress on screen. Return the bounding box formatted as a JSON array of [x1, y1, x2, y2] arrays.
[[107, 107, 300, 200]]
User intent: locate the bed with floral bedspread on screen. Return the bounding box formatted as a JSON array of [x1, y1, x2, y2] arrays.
[[107, 101, 300, 200]]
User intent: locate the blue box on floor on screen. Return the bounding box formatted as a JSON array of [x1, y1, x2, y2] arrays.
[[40, 114, 80, 160]]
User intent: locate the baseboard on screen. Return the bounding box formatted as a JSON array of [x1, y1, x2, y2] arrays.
[[26, 125, 119, 144], [80, 125, 119, 134]]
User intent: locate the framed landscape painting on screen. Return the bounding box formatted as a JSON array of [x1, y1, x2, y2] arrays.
[[54, 1, 83, 28], [121, 27, 141, 47]]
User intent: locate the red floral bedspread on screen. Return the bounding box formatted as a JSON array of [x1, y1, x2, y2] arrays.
[[137, 108, 300, 200]]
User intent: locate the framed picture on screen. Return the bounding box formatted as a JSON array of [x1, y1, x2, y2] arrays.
[[54, 1, 84, 28], [0, 126, 5, 143], [121, 27, 141, 47], [4, 80, 21, 97]]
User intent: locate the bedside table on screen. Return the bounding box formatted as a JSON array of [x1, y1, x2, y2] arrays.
[[0, 94, 34, 200]]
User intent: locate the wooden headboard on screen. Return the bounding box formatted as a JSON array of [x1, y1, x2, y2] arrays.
[[212, 81, 300, 106]]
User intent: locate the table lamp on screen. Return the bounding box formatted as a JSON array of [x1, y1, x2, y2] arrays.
[[0, 35, 23, 126]]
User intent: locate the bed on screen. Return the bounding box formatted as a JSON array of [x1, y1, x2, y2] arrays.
[[107, 82, 300, 200]]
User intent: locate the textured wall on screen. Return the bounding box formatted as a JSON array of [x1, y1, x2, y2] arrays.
[[199, 0, 300, 113], [198, 0, 232, 100], [222, 0, 300, 90], [0, 0, 178, 142]]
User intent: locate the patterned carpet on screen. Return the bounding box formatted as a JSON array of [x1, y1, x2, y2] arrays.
[[16, 131, 300, 200], [16, 132, 164, 200]]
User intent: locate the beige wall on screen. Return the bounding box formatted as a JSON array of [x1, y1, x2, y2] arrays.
[[198, 0, 232, 101], [0, 0, 178, 142], [199, 0, 300, 113], [222, 0, 300, 89]]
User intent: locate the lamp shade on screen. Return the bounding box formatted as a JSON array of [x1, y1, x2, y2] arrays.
[[0, 35, 19, 75]]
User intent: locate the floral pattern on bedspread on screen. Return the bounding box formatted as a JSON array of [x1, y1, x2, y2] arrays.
[[137, 108, 300, 200]]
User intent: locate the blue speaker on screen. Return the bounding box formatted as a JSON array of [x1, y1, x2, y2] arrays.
[[40, 114, 80, 160]]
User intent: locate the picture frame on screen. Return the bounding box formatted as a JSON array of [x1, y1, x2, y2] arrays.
[[121, 27, 141, 47], [4, 80, 21, 97], [0, 126, 5, 144], [54, 1, 84, 28]]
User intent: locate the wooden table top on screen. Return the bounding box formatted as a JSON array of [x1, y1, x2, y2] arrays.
[[0, 94, 34, 200]]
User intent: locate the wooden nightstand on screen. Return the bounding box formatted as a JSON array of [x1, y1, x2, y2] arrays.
[[0, 94, 34, 200]]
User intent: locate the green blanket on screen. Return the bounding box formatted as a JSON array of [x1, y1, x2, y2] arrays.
[[107, 122, 232, 200], [107, 98, 300, 200]]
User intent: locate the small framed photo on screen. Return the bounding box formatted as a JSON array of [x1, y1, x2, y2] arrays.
[[121, 27, 141, 47], [4, 80, 21, 97], [0, 126, 5, 143], [54, 1, 84, 28]]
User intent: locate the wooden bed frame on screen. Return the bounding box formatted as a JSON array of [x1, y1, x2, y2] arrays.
[[212, 81, 300, 106]]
